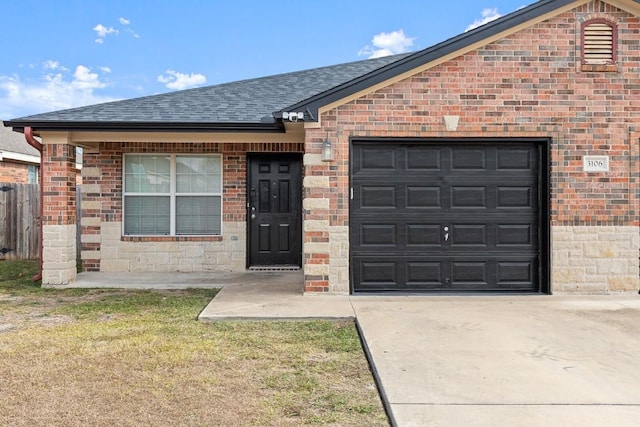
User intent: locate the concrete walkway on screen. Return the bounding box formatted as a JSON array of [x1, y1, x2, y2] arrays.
[[68, 272, 640, 426]]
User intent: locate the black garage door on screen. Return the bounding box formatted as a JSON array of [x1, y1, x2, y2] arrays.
[[350, 139, 548, 293]]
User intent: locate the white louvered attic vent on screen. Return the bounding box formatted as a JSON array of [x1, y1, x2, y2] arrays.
[[583, 22, 614, 64]]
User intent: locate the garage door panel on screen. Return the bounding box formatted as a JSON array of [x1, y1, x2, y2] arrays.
[[496, 224, 534, 246], [351, 141, 544, 293], [451, 261, 488, 286], [406, 186, 442, 208], [406, 262, 444, 286], [497, 147, 535, 170], [406, 224, 442, 246], [451, 186, 489, 208], [360, 147, 397, 170], [359, 186, 397, 209], [359, 261, 398, 286], [497, 260, 537, 286], [452, 148, 487, 170], [360, 224, 397, 246], [406, 147, 442, 170], [451, 224, 487, 246], [497, 186, 533, 208]]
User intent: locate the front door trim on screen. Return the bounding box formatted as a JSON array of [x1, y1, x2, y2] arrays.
[[246, 153, 302, 268]]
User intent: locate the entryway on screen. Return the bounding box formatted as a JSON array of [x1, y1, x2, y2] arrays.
[[247, 154, 302, 268]]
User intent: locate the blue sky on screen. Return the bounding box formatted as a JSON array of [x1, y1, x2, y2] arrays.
[[1, 0, 530, 119]]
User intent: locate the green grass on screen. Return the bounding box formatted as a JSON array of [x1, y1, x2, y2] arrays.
[[0, 259, 42, 291], [0, 260, 388, 426]]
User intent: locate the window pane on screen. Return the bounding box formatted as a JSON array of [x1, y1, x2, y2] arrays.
[[176, 196, 221, 235], [124, 196, 170, 235], [125, 155, 170, 193], [176, 156, 221, 193]]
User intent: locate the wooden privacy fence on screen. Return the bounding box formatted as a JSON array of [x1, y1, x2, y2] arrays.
[[0, 182, 40, 260]]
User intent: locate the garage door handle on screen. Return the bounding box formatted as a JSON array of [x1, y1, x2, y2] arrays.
[[443, 226, 449, 242]]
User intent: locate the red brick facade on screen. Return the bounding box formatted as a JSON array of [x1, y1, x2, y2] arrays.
[[303, 1, 640, 291], [0, 161, 35, 183], [80, 142, 303, 270], [42, 144, 76, 226]]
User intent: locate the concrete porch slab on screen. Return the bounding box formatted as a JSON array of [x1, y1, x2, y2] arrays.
[[198, 271, 355, 321], [64, 271, 355, 320]]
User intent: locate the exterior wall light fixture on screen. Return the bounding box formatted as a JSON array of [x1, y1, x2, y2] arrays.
[[322, 139, 333, 161]]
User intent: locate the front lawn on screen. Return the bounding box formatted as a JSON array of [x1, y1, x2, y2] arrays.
[[0, 260, 388, 426]]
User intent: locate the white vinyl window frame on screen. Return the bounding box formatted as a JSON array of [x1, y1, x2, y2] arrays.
[[122, 153, 223, 236]]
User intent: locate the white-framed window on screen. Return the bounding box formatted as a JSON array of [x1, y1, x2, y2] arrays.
[[123, 154, 222, 236]]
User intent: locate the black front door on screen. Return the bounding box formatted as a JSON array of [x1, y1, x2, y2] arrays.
[[248, 154, 302, 267]]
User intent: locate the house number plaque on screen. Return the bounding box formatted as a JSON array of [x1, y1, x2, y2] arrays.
[[583, 156, 609, 172]]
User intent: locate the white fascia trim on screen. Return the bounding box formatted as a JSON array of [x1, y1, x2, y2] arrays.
[[0, 151, 40, 165]]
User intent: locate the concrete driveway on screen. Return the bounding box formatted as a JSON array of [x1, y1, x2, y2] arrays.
[[352, 295, 640, 427]]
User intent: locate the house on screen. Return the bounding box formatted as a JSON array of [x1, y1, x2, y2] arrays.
[[0, 123, 83, 185], [0, 121, 40, 183], [5, 0, 640, 294]]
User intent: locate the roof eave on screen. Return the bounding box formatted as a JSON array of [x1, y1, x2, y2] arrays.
[[3, 120, 285, 134], [280, 0, 578, 120]]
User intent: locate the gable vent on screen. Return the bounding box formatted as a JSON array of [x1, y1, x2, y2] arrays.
[[582, 21, 615, 65]]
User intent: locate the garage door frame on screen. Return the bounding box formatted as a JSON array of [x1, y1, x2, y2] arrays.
[[349, 137, 550, 294]]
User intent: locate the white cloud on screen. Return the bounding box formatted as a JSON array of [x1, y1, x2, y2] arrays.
[[72, 65, 107, 90], [99, 66, 112, 73], [358, 30, 415, 59], [466, 8, 503, 31], [43, 60, 57, 69], [93, 23, 117, 37], [0, 63, 116, 118], [157, 70, 207, 90], [93, 19, 140, 43]]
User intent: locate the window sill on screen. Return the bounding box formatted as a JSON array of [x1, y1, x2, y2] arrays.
[[581, 64, 618, 73], [122, 235, 223, 242]]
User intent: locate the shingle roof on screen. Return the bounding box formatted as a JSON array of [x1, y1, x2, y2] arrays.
[[5, 54, 410, 131], [6, 0, 616, 132], [0, 121, 40, 157]]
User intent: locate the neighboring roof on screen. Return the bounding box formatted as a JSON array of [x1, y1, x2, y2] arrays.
[[0, 121, 40, 160], [4, 54, 410, 132]]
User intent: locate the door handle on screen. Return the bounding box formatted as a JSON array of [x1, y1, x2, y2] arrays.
[[443, 226, 449, 242]]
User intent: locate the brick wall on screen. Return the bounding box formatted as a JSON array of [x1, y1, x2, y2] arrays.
[[0, 161, 32, 183], [42, 144, 76, 225], [303, 1, 640, 292], [81, 141, 303, 271]]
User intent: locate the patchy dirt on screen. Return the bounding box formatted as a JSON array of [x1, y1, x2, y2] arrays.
[[0, 288, 208, 333], [0, 291, 112, 332], [0, 312, 74, 331]]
